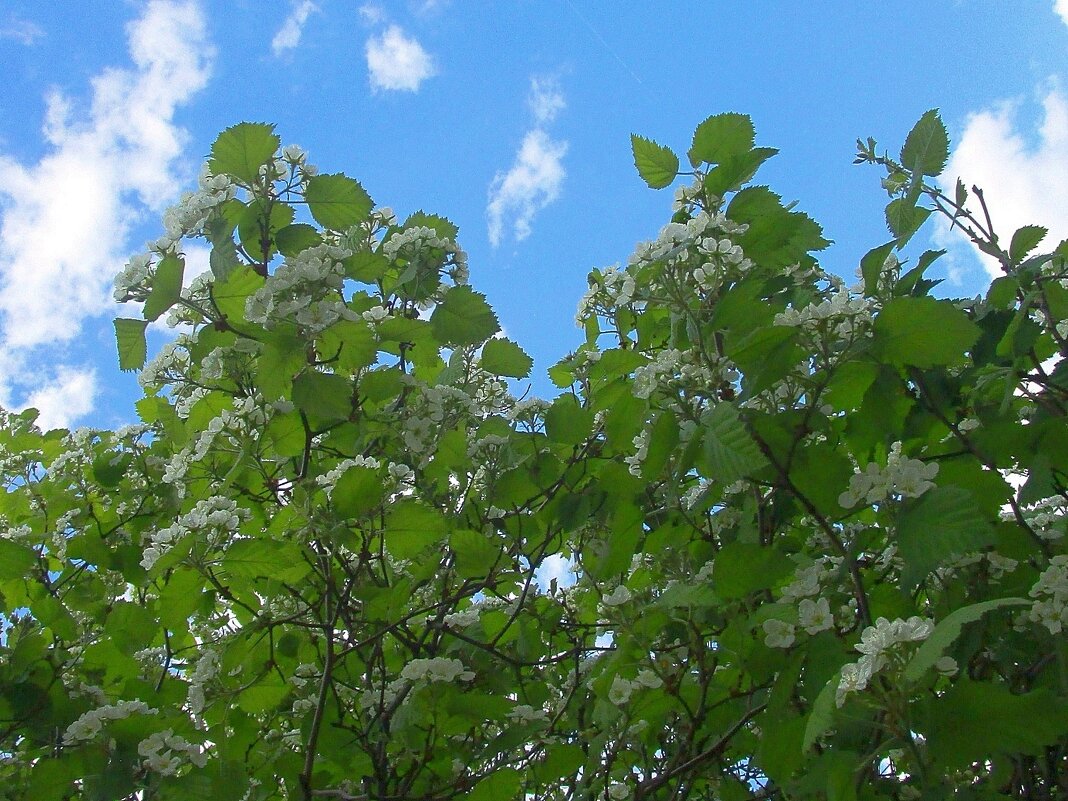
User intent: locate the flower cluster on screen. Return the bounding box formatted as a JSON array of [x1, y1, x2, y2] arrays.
[[1027, 555, 1068, 634], [63, 699, 157, 745], [140, 496, 248, 571], [607, 669, 663, 705], [245, 244, 354, 330], [774, 287, 872, 338], [836, 616, 934, 707], [398, 657, 475, 684], [138, 729, 208, 775], [838, 442, 939, 508]]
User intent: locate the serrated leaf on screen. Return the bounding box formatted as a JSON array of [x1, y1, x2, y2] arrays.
[[238, 199, 295, 262], [209, 122, 280, 184], [896, 487, 996, 587], [688, 112, 755, 167], [305, 173, 373, 231], [222, 540, 312, 583], [900, 109, 949, 176], [873, 296, 981, 368], [402, 211, 459, 241], [702, 147, 778, 197], [859, 240, 896, 296], [1009, 224, 1047, 264], [712, 542, 792, 599], [630, 134, 679, 189], [450, 529, 501, 579], [480, 337, 533, 378], [430, 285, 499, 346], [292, 371, 352, 424], [545, 395, 592, 445], [274, 222, 322, 258], [700, 403, 767, 483], [210, 265, 265, 325], [385, 500, 449, 560], [803, 669, 843, 751], [0, 539, 37, 580], [142, 253, 184, 322], [468, 768, 521, 801], [114, 318, 149, 372], [334, 465, 385, 518], [885, 198, 932, 241], [904, 598, 1029, 682]]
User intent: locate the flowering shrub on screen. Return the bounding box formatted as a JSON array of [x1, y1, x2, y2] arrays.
[[0, 112, 1066, 800]]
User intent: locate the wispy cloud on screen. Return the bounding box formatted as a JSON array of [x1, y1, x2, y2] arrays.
[[0, 0, 213, 425], [271, 0, 318, 57], [1056, 0, 1068, 26], [936, 86, 1068, 280], [0, 14, 44, 45], [365, 24, 436, 92], [487, 77, 568, 248]]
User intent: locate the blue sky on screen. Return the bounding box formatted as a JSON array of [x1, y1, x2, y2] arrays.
[[1, 0, 1066, 429]]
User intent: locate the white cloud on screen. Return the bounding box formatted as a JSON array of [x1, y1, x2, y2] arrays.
[[271, 0, 318, 56], [0, 15, 45, 45], [0, 0, 213, 422], [487, 79, 568, 247], [365, 25, 436, 92], [937, 87, 1068, 279], [1056, 0, 1068, 26], [359, 4, 387, 25], [24, 367, 97, 431], [528, 76, 565, 126]]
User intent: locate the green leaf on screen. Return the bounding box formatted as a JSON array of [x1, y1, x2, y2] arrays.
[[333, 465, 385, 518], [480, 337, 533, 378], [209, 122, 280, 184], [544, 395, 593, 445], [702, 147, 778, 197], [712, 542, 793, 599], [896, 487, 996, 587], [113, 318, 148, 372], [900, 109, 949, 176], [292, 371, 352, 424], [211, 265, 265, 325], [885, 198, 932, 241], [468, 768, 521, 801], [142, 253, 184, 322], [1009, 224, 1048, 264], [873, 296, 981, 368], [859, 241, 895, 296], [385, 500, 449, 560], [921, 681, 1068, 767], [0, 539, 37, 580], [450, 529, 501, 578], [222, 540, 312, 583], [803, 669, 843, 751], [305, 173, 373, 231], [630, 134, 679, 189], [403, 210, 459, 241], [688, 112, 756, 167], [430, 285, 500, 346], [904, 598, 1029, 682], [700, 403, 767, 483]]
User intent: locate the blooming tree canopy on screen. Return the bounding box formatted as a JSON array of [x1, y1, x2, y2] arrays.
[[1, 111, 1066, 800]]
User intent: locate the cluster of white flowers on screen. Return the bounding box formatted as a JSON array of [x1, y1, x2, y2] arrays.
[[624, 428, 649, 477], [631, 349, 684, 400], [1019, 496, 1067, 541], [399, 657, 475, 684], [838, 442, 938, 508], [141, 496, 248, 571], [763, 618, 796, 649], [186, 648, 220, 716], [691, 235, 747, 292], [400, 382, 479, 458], [113, 252, 155, 302], [774, 288, 871, 338], [158, 168, 237, 250], [506, 703, 548, 723], [139, 337, 193, 390], [138, 729, 208, 775], [63, 699, 157, 745], [607, 669, 662, 705], [280, 143, 317, 176], [780, 557, 841, 603], [245, 244, 353, 329], [442, 607, 480, 629], [315, 456, 381, 497], [381, 225, 469, 285], [835, 616, 934, 707], [601, 585, 632, 607], [1027, 555, 1068, 634]]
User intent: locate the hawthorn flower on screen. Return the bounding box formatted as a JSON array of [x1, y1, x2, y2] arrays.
[[798, 597, 834, 634], [63, 700, 157, 745], [763, 618, 796, 649], [400, 657, 475, 684]]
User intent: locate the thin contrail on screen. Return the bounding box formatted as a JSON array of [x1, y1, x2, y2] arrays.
[[563, 0, 644, 86]]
